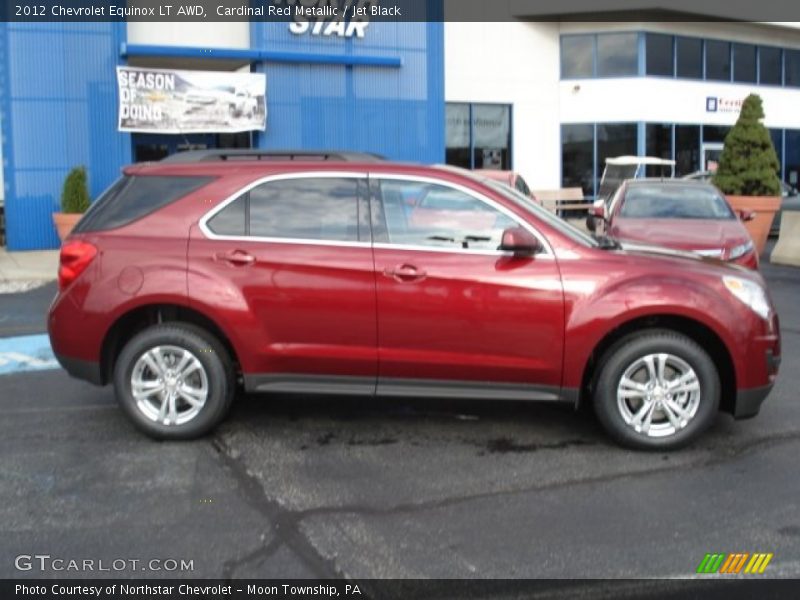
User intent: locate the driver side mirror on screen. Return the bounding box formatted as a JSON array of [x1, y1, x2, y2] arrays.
[[739, 209, 756, 222], [499, 226, 542, 257]]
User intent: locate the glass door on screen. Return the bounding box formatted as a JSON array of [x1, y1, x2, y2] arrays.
[[702, 143, 724, 174]]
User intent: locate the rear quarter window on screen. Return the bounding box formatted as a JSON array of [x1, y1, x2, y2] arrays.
[[74, 175, 214, 233]]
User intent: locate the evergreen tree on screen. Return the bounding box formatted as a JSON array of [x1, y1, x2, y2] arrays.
[[712, 94, 781, 196], [61, 166, 90, 214]]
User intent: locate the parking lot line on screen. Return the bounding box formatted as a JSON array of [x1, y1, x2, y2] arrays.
[[0, 334, 59, 376]]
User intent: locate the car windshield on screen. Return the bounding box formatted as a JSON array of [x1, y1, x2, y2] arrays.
[[483, 180, 599, 247], [619, 185, 735, 220]]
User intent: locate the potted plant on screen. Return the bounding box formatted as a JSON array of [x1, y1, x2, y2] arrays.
[[712, 93, 782, 256], [53, 166, 90, 241]]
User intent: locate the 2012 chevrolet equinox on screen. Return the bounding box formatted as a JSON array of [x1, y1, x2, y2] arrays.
[[48, 151, 781, 450]]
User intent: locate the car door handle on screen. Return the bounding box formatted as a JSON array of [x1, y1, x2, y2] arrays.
[[215, 250, 256, 266], [383, 264, 426, 282]]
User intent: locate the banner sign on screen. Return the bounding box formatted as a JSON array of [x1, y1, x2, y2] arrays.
[[116, 67, 267, 134]]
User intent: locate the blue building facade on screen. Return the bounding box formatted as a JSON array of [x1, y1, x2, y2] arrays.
[[0, 19, 444, 250]]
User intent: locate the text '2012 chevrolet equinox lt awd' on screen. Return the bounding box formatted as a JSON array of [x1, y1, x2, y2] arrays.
[[48, 151, 781, 450]]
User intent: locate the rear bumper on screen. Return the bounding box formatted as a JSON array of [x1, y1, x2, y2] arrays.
[[54, 352, 103, 386], [733, 384, 774, 419]]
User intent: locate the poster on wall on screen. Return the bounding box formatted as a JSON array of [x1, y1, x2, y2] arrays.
[[116, 66, 267, 134]]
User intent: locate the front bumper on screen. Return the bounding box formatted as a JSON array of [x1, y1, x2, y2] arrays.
[[733, 384, 774, 419]]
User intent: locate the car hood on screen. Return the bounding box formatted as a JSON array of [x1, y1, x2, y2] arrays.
[[611, 240, 757, 278], [610, 218, 750, 252]]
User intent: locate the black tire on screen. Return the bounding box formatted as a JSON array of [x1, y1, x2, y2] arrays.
[[592, 329, 720, 450], [113, 323, 235, 440]]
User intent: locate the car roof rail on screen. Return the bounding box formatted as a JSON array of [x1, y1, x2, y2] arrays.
[[160, 149, 387, 163]]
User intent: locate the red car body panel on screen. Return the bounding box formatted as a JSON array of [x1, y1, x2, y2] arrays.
[[372, 247, 564, 388], [188, 229, 378, 379], [48, 160, 780, 419]]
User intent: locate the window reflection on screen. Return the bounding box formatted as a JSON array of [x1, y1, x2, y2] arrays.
[[249, 178, 359, 242], [378, 180, 515, 251]]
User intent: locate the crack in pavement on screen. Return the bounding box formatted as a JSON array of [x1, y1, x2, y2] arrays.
[[210, 435, 346, 580], [215, 428, 800, 541]]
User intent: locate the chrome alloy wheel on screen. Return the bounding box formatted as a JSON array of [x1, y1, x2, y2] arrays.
[[130, 345, 209, 426], [616, 353, 701, 438]]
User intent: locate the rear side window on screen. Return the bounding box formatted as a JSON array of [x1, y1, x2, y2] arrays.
[[207, 195, 246, 236], [250, 178, 359, 241], [74, 175, 214, 233], [206, 177, 363, 242]]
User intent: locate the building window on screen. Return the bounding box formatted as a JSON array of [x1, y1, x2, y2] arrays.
[[646, 33, 674, 77], [596, 124, 638, 192], [445, 103, 471, 169], [675, 125, 701, 176], [646, 124, 673, 175], [561, 35, 594, 78], [597, 33, 638, 77], [785, 50, 800, 87], [445, 103, 512, 170], [703, 125, 730, 145], [770, 129, 783, 180], [676, 37, 703, 79], [705, 40, 731, 81], [786, 130, 800, 188], [759, 46, 782, 85], [733, 43, 757, 83], [561, 124, 594, 197]]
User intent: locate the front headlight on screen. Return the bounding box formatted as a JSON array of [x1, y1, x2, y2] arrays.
[[723, 276, 771, 319], [728, 240, 754, 260]]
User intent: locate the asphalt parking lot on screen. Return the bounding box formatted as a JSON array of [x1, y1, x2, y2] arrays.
[[1, 249, 799, 585]]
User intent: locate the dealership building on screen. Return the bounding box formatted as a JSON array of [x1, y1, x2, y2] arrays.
[[2, 9, 800, 250]]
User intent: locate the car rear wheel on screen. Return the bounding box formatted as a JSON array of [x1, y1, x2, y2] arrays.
[[593, 330, 720, 450], [113, 323, 235, 440]]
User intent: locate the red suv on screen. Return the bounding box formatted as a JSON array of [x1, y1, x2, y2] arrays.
[[48, 151, 781, 449]]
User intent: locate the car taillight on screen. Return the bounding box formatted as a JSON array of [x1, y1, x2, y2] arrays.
[[58, 240, 97, 291]]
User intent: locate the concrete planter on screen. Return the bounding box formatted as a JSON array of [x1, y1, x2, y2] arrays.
[[725, 195, 781, 256], [52, 212, 82, 242]]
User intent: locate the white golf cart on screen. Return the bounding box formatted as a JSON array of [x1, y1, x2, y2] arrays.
[[587, 156, 676, 233]]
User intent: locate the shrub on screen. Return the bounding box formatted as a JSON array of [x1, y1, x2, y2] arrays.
[[61, 166, 91, 214], [712, 94, 781, 197]]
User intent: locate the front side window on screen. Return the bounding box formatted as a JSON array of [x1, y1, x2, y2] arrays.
[[619, 185, 735, 219], [249, 178, 360, 241], [375, 179, 515, 252]]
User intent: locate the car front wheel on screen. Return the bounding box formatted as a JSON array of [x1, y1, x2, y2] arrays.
[[113, 323, 235, 440], [593, 330, 720, 450]]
